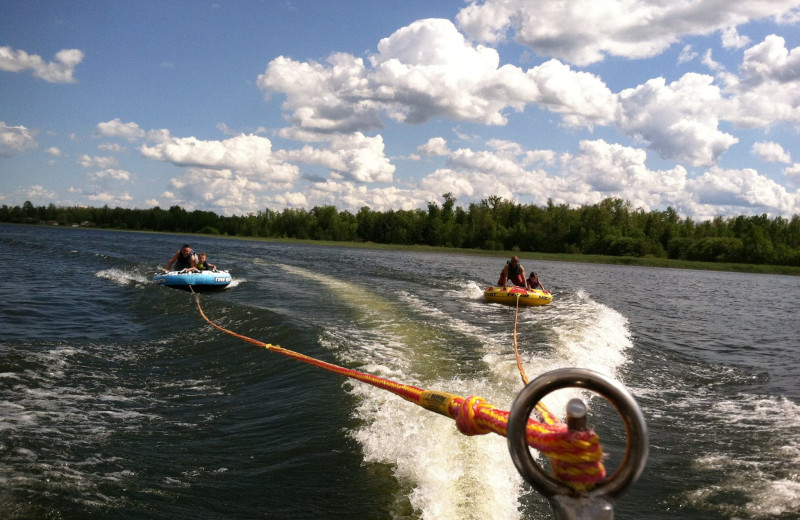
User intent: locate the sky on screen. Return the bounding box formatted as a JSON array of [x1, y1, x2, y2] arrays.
[[2, 0, 800, 221]]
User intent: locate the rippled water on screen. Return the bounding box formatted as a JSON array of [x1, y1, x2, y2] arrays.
[[1, 224, 799, 519]]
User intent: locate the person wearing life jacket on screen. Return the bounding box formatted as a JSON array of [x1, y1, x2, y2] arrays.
[[195, 252, 217, 271], [498, 256, 529, 288], [166, 244, 197, 272], [526, 271, 547, 292]]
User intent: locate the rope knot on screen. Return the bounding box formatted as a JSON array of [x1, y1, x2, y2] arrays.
[[533, 430, 606, 489], [454, 396, 493, 436]]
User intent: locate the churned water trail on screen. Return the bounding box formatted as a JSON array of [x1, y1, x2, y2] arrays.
[[275, 263, 525, 519], [270, 262, 634, 520]]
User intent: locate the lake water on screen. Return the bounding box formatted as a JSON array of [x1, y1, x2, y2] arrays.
[[2, 224, 799, 519]]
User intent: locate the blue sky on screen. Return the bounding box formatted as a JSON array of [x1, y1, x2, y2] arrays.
[[2, 0, 800, 220]]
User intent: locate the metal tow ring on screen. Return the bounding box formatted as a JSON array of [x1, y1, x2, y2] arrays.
[[507, 368, 648, 520]]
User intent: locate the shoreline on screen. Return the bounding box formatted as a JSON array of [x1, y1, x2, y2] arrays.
[[8, 222, 800, 276]]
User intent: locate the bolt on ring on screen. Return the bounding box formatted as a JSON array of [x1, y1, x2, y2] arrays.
[[507, 368, 648, 500]]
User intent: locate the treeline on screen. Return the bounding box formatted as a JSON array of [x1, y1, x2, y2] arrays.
[[3, 195, 800, 266]]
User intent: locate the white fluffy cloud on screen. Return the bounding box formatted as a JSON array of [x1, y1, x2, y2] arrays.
[[752, 141, 792, 163], [259, 53, 381, 133], [456, 0, 800, 66], [0, 46, 84, 83], [95, 119, 146, 141], [418, 137, 450, 156], [721, 26, 751, 50], [724, 35, 800, 128], [0, 122, 38, 156], [293, 181, 425, 212], [141, 133, 300, 184], [739, 35, 800, 85], [258, 19, 615, 132], [161, 168, 265, 213], [88, 169, 131, 181], [785, 163, 800, 179], [145, 132, 800, 217], [688, 166, 798, 217], [276, 132, 395, 183], [78, 155, 119, 169], [617, 74, 738, 166], [87, 191, 133, 205]]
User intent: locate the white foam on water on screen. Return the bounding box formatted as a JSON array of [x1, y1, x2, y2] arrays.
[[278, 265, 529, 519], [544, 290, 631, 377], [685, 393, 800, 518], [348, 376, 525, 520], [283, 266, 634, 520], [0, 341, 214, 510], [96, 268, 150, 286], [746, 479, 800, 517], [461, 280, 486, 300]]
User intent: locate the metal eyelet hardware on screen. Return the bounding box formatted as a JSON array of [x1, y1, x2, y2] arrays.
[[507, 368, 648, 519]]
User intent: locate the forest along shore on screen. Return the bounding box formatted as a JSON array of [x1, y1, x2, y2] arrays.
[[3, 221, 799, 276]]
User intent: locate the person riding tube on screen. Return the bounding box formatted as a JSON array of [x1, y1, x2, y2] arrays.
[[498, 256, 529, 289]]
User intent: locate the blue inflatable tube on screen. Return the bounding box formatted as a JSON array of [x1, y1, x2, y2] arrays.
[[153, 270, 232, 292]]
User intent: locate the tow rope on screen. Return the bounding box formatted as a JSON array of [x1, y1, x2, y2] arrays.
[[190, 291, 606, 491], [509, 294, 559, 424], [513, 294, 530, 385]]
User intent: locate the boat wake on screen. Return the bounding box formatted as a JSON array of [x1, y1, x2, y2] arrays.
[[270, 265, 632, 520]]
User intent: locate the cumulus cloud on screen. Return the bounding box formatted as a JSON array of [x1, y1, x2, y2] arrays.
[[0, 122, 38, 156], [24, 185, 58, 201], [739, 35, 800, 84], [291, 180, 425, 212], [418, 137, 450, 156], [88, 168, 131, 181], [163, 168, 265, 214], [141, 133, 300, 184], [78, 155, 119, 169], [259, 19, 614, 133], [564, 140, 689, 209], [0, 46, 84, 83], [785, 163, 800, 179], [617, 74, 738, 166], [688, 166, 798, 216], [276, 132, 395, 183], [456, 0, 800, 66], [447, 147, 527, 178], [87, 191, 133, 204], [725, 35, 800, 128], [154, 132, 800, 217], [752, 141, 791, 163], [259, 53, 381, 133], [260, 16, 792, 176], [721, 26, 751, 49], [95, 119, 146, 141]]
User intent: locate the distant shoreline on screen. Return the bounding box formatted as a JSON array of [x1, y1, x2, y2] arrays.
[[9, 222, 800, 276]]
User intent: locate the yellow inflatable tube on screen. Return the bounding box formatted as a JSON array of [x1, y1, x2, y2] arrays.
[[483, 286, 553, 306]]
